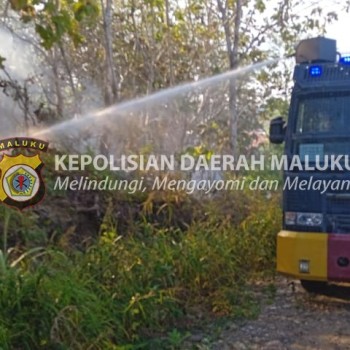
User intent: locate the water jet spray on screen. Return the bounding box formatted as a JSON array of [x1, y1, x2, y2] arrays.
[[32, 58, 281, 139]]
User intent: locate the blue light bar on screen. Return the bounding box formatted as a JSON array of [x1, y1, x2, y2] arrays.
[[339, 55, 350, 64], [309, 65, 322, 77]]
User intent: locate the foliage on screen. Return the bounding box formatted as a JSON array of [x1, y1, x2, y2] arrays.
[[0, 56, 5, 69], [0, 0, 339, 347], [0, 188, 281, 348], [9, 0, 99, 48], [0, 0, 343, 153]]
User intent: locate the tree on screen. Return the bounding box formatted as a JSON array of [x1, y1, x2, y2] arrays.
[[216, 0, 241, 155], [101, 0, 119, 105], [0, 0, 342, 156]]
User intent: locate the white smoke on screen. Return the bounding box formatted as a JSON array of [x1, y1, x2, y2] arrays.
[[0, 26, 40, 80], [0, 24, 43, 136]]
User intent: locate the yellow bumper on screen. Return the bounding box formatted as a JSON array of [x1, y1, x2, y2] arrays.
[[277, 230, 328, 281]]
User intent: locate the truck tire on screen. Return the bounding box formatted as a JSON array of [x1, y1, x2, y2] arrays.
[[300, 280, 328, 294]]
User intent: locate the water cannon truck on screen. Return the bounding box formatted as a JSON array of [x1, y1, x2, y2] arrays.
[[270, 37, 350, 292]]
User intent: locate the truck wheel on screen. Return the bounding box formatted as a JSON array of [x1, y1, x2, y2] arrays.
[[300, 280, 328, 294]]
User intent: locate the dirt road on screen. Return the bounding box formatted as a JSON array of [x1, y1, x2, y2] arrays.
[[188, 278, 350, 350]]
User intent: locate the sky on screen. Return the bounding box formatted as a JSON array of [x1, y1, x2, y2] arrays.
[[326, 12, 350, 53]]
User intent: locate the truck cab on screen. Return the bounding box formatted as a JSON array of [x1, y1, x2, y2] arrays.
[[270, 37, 350, 290]]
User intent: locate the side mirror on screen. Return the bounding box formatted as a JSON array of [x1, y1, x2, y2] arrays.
[[269, 116, 286, 144]]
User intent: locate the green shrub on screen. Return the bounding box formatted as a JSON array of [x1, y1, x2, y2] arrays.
[[0, 189, 281, 348]]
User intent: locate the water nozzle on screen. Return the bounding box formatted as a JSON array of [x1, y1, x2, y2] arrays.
[[295, 37, 337, 64]]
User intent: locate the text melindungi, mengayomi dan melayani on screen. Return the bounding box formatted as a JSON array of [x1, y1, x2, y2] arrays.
[[55, 154, 350, 172]]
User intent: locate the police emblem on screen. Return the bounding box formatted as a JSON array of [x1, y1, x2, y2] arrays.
[[0, 138, 49, 210]]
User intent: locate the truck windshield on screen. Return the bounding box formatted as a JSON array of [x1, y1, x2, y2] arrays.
[[296, 93, 350, 134], [293, 93, 350, 158]]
